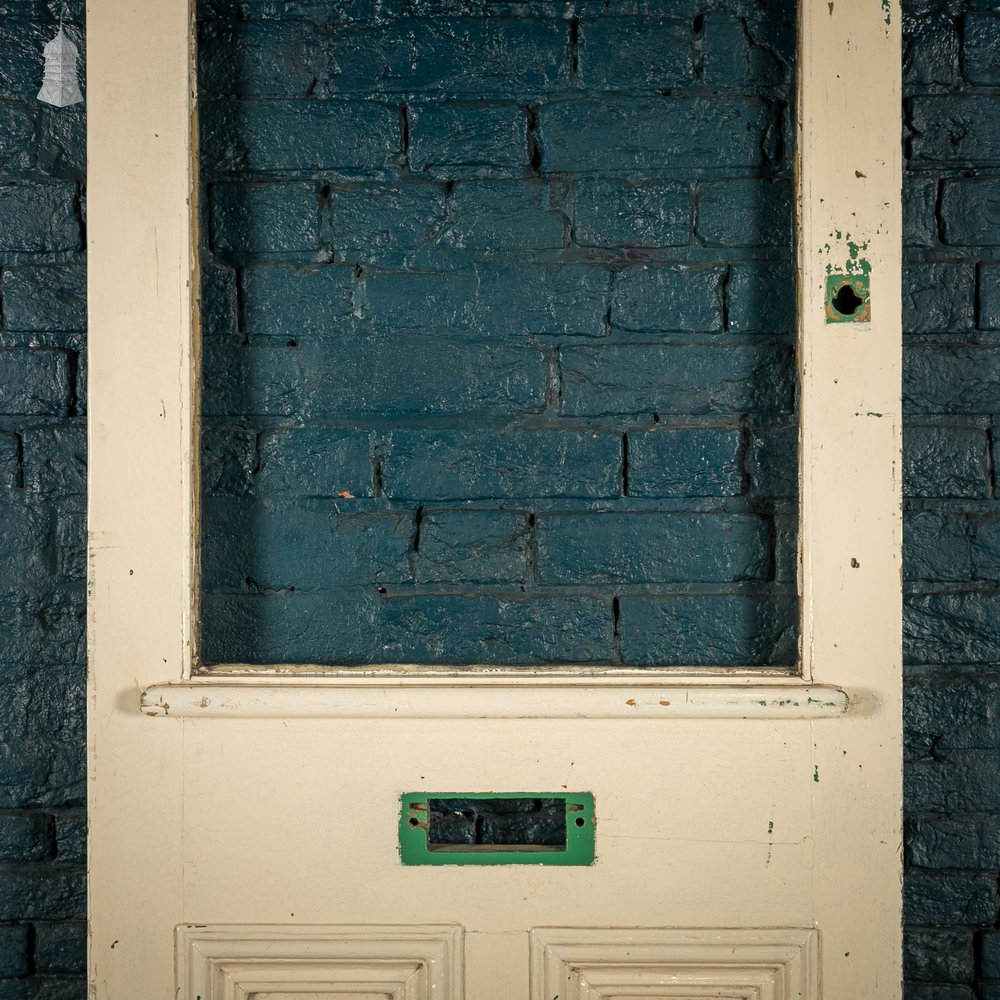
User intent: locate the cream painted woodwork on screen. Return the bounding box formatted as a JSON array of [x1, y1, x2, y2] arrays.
[[86, 0, 903, 998], [178, 924, 464, 1000], [530, 927, 819, 1000]]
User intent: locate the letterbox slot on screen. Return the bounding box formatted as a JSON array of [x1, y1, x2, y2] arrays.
[[427, 796, 567, 851], [400, 791, 595, 866]]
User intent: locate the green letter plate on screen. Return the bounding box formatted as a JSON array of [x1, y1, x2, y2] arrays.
[[399, 792, 595, 866]]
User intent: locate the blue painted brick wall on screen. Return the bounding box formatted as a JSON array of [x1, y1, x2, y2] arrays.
[[0, 2, 87, 997], [197, 0, 800, 667], [6, 4, 994, 992], [903, 1, 1000, 996]]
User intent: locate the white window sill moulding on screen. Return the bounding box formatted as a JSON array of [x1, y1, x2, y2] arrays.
[[139, 669, 853, 720]]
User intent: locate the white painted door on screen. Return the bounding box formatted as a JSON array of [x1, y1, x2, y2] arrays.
[[86, 1, 903, 998]]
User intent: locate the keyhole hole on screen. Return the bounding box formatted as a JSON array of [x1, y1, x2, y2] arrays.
[[832, 283, 864, 316]]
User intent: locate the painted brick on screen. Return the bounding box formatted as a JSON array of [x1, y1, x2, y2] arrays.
[[913, 99, 1000, 165], [0, 925, 29, 977], [627, 427, 743, 498], [0, 591, 87, 667], [22, 428, 86, 497], [773, 513, 797, 584], [54, 815, 85, 863], [253, 428, 371, 499], [202, 591, 614, 665], [414, 512, 529, 585], [201, 429, 255, 497], [0, 267, 86, 334], [747, 424, 796, 498], [697, 179, 792, 247], [210, 181, 319, 257], [905, 678, 1000, 756], [361, 266, 609, 337], [27, 586, 87, 668], [0, 660, 86, 808], [982, 930, 1000, 978], [398, 0, 645, 14], [0, 869, 85, 921], [0, 435, 18, 489], [904, 986, 974, 1000], [0, 504, 50, 583], [33, 921, 85, 974], [327, 183, 446, 260], [0, 975, 88, 1000], [53, 509, 84, 584], [197, 0, 371, 17], [72, 351, 86, 419], [910, 815, 1000, 871], [576, 17, 692, 90], [940, 178, 1000, 246], [560, 343, 794, 418], [375, 594, 614, 665], [727, 263, 796, 333], [904, 871, 998, 926], [963, 14, 1000, 86], [701, 11, 790, 92], [978, 263, 1000, 330], [205, 340, 548, 419], [904, 929, 974, 981], [407, 104, 528, 177], [199, 21, 325, 97], [572, 179, 690, 249], [0, 184, 79, 254], [359, 270, 478, 332], [201, 501, 412, 590], [907, 753, 1000, 813], [904, 177, 938, 249], [535, 513, 771, 584], [903, 264, 975, 334], [200, 99, 399, 176], [379, 430, 621, 501], [618, 594, 797, 667], [905, 345, 1000, 414], [905, 512, 971, 583], [200, 590, 379, 665], [0, 103, 33, 172], [611, 265, 723, 333], [328, 18, 569, 97], [905, 593, 1000, 666], [242, 266, 355, 340], [0, 813, 52, 861], [539, 98, 770, 174], [0, 21, 69, 101], [971, 517, 1000, 580], [0, 350, 70, 417], [35, 104, 87, 180], [200, 266, 239, 341], [903, 425, 988, 498], [903, 11, 960, 86], [443, 181, 566, 250]]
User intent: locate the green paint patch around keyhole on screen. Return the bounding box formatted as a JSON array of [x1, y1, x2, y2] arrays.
[[825, 272, 871, 323]]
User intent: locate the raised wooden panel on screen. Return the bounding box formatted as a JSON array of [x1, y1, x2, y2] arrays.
[[177, 925, 462, 1000], [530, 928, 818, 1000]]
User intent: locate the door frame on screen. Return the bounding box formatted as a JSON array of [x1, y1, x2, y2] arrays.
[[91, 0, 903, 718], [86, 0, 902, 992]]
